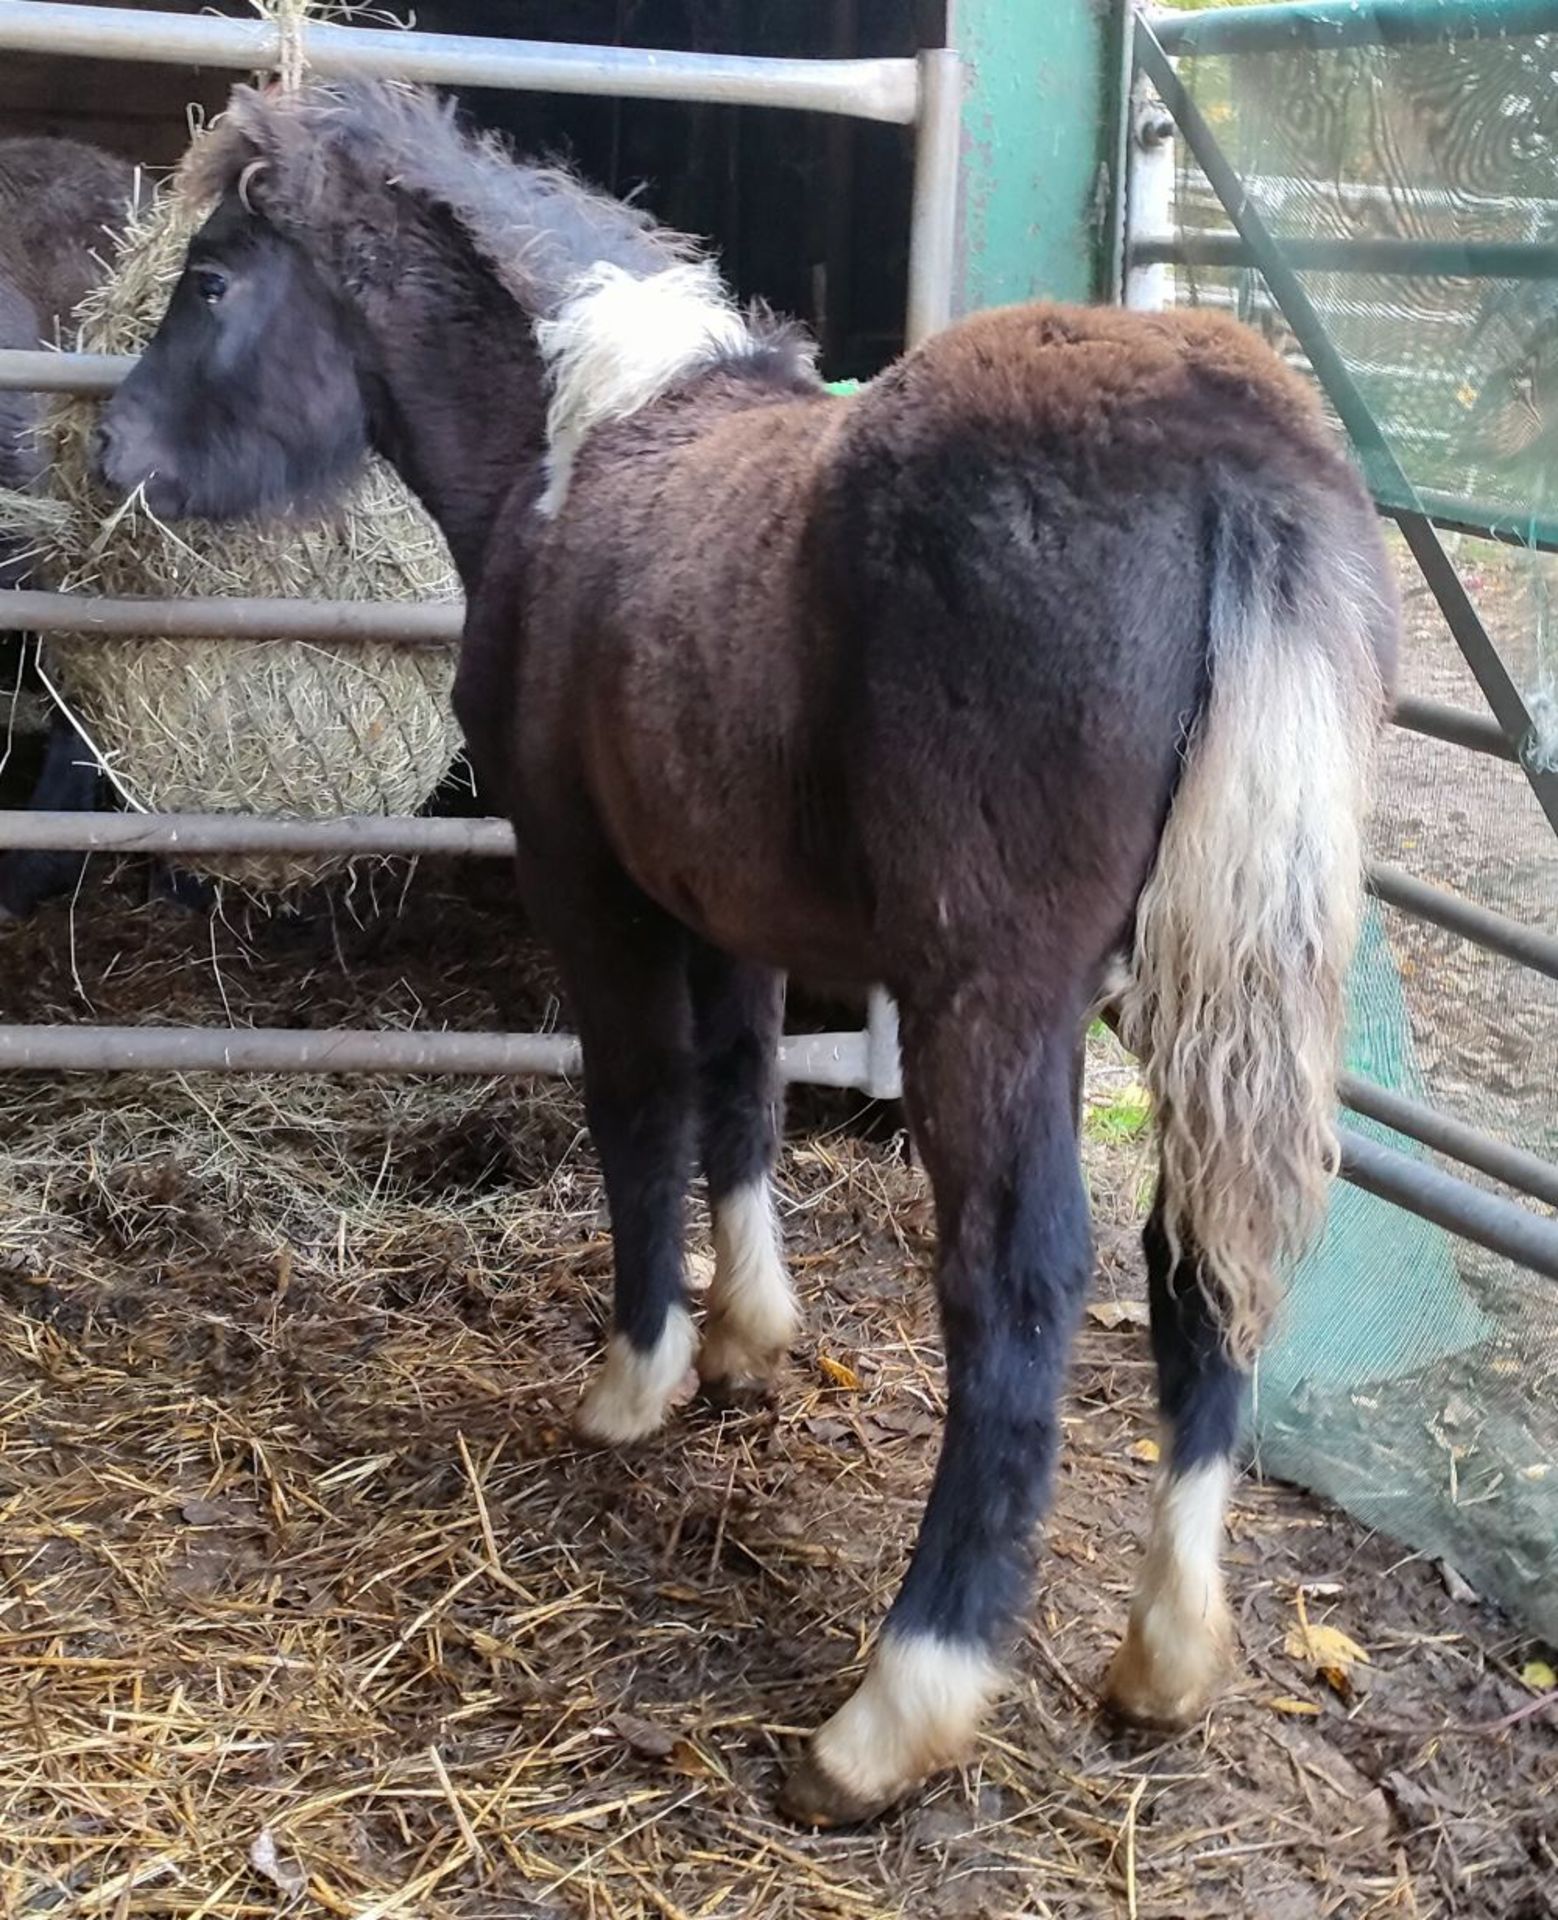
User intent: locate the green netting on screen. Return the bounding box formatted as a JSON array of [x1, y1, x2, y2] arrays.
[[1166, 5, 1558, 1638]]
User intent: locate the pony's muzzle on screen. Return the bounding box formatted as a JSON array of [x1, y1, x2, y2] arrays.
[[92, 409, 176, 513], [88, 419, 117, 482]]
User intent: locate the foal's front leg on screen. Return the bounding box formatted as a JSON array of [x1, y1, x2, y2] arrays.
[[563, 914, 701, 1445], [688, 947, 799, 1398], [783, 1007, 1092, 1825]]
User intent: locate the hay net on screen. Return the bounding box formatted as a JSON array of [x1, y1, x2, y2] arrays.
[[1154, 5, 1557, 1642], [19, 134, 464, 897]]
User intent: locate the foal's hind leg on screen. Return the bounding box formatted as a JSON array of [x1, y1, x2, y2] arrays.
[[784, 988, 1092, 1826], [1104, 1191, 1245, 1727], [556, 903, 700, 1446], [688, 947, 798, 1398]]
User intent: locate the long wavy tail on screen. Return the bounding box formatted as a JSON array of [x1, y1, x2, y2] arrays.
[[1117, 495, 1389, 1362]]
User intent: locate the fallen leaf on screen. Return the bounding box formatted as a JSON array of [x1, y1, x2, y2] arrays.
[[1285, 1620, 1370, 1668], [1286, 1729, 1393, 1847], [1285, 1598, 1370, 1697], [864, 1405, 939, 1442], [1521, 1660, 1556, 1692], [609, 1712, 677, 1759], [181, 1495, 257, 1528], [1127, 1437, 1161, 1464], [1439, 1560, 1480, 1606], [802, 1417, 853, 1446], [1049, 1530, 1096, 1563], [248, 1829, 306, 1900], [818, 1354, 861, 1391], [668, 1737, 723, 1779], [1086, 1299, 1151, 1332], [1265, 1695, 1321, 1716], [1382, 1768, 1438, 1820]]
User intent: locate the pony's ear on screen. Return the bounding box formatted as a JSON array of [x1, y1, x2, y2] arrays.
[[179, 85, 280, 210], [220, 82, 280, 144]]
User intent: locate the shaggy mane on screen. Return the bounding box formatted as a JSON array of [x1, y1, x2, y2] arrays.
[[182, 78, 694, 318]]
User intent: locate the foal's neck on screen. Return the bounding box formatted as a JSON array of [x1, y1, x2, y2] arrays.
[[357, 263, 547, 592]]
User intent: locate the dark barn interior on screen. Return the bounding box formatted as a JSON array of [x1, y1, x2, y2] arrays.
[[0, 0, 948, 376]]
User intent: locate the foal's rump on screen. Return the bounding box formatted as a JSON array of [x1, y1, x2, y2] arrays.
[[822, 299, 1395, 1342], [823, 303, 1382, 939]]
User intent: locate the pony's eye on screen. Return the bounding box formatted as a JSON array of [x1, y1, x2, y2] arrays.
[[194, 268, 228, 307]]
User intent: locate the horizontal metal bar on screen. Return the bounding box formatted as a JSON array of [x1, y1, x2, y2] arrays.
[[0, 1025, 582, 1076], [0, 1020, 874, 1088], [1390, 695, 1518, 761], [1176, 169, 1558, 220], [1386, 488, 1558, 556], [19, 360, 1553, 568], [1153, 0, 1558, 57], [0, 349, 131, 394], [1133, 230, 1558, 280], [15, 356, 1558, 567], [1339, 1071, 1558, 1209], [1337, 1124, 1558, 1281], [783, 1031, 874, 1090], [2, 589, 463, 646], [1, 1029, 1551, 1269], [0, 2, 919, 123], [0, 812, 513, 857], [1368, 861, 1558, 980]]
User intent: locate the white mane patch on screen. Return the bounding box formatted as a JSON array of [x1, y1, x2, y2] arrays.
[[535, 260, 755, 516]]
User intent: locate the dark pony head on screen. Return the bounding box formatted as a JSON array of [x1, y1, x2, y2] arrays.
[[95, 79, 691, 521]]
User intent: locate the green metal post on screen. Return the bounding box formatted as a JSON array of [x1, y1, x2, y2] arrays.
[[944, 0, 1118, 312]]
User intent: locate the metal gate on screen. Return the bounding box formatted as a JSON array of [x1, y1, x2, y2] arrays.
[[1, 0, 1554, 1295], [1127, 0, 1558, 1288], [0, 0, 963, 1102]]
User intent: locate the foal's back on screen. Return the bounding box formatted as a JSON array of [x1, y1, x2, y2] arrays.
[[521, 299, 1389, 988]]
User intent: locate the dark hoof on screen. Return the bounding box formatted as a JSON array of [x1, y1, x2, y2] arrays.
[[778, 1747, 894, 1829], [1101, 1690, 1196, 1735], [697, 1372, 780, 1415]]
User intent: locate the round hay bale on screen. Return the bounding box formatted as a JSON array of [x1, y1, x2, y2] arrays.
[[29, 153, 464, 897]]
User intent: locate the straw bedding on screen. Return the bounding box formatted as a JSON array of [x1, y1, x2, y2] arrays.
[[0, 868, 1551, 1919], [15, 162, 463, 897]]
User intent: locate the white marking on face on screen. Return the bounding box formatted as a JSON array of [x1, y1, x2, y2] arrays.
[[808, 1632, 1001, 1810], [698, 1178, 799, 1386], [535, 259, 755, 516], [573, 1303, 696, 1445], [1106, 1455, 1235, 1726]]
